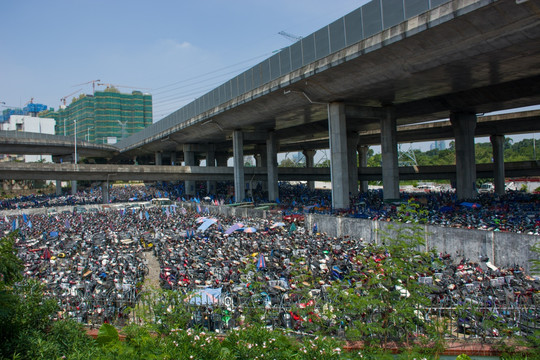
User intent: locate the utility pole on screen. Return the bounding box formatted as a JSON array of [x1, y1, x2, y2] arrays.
[[74, 118, 77, 164]]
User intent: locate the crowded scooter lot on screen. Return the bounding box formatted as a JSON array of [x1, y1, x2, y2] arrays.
[[2, 191, 538, 338]]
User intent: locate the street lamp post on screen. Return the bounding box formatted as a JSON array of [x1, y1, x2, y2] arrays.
[[74, 119, 77, 164], [72, 118, 78, 195]]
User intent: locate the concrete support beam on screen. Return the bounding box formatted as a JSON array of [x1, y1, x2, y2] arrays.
[[267, 131, 279, 202], [380, 109, 400, 201], [216, 152, 229, 167], [254, 147, 268, 196], [56, 180, 62, 196], [102, 182, 109, 204], [347, 132, 359, 197], [451, 112, 477, 200], [303, 150, 316, 190], [328, 102, 350, 209], [260, 147, 269, 195], [155, 152, 162, 166], [183, 145, 196, 197], [206, 149, 216, 196], [254, 154, 262, 167], [233, 130, 245, 202], [358, 145, 369, 193], [490, 134, 506, 195]]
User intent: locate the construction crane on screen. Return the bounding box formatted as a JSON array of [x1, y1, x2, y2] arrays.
[[278, 31, 303, 42], [72, 79, 101, 93], [60, 89, 82, 106], [97, 83, 150, 91]]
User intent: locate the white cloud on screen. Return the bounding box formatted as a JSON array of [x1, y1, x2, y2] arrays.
[[156, 39, 193, 51]]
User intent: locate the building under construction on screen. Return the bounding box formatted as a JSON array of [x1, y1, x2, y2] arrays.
[[41, 87, 152, 144]]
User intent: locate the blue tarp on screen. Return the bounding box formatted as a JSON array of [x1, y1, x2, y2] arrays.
[[187, 288, 222, 305], [197, 218, 217, 232], [460, 202, 481, 209]]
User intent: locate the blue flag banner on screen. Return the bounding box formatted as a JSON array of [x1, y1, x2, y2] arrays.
[[12, 219, 18, 231], [145, 211, 150, 220], [28, 221, 32, 229], [256, 254, 266, 271], [23, 213, 28, 223]]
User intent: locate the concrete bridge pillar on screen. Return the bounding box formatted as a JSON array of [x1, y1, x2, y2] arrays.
[[56, 180, 62, 196], [155, 151, 162, 166], [381, 108, 400, 201], [260, 148, 269, 196], [183, 145, 196, 197], [206, 149, 216, 196], [267, 131, 279, 202], [451, 112, 477, 200], [328, 102, 350, 209], [102, 182, 109, 204], [255, 154, 262, 167], [232, 130, 245, 202], [490, 134, 506, 195], [216, 152, 228, 167], [254, 147, 268, 197], [347, 132, 359, 197], [303, 149, 316, 190], [358, 145, 369, 193]]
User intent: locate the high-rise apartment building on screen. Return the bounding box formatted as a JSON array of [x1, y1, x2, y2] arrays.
[[41, 88, 152, 144]]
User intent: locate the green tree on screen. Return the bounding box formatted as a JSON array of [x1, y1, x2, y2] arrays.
[[324, 200, 444, 356], [315, 159, 330, 167], [279, 158, 303, 167], [0, 232, 23, 354]]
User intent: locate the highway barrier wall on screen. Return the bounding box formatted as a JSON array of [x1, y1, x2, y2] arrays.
[[305, 214, 539, 274], [180, 202, 538, 273]]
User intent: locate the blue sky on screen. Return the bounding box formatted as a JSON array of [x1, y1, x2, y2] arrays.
[[0, 0, 365, 120]]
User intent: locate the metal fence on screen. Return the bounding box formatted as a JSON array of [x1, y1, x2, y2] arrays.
[[81, 288, 538, 342]]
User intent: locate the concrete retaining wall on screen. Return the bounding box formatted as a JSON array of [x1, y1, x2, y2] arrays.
[[306, 214, 539, 273]]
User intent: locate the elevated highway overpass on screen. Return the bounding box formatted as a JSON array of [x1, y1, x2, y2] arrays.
[[3, 110, 540, 157], [112, 0, 540, 206], [3, 0, 540, 207], [1, 161, 538, 182], [0, 131, 118, 160]]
